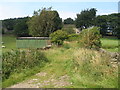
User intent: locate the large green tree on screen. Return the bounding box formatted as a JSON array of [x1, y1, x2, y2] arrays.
[[28, 8, 62, 37], [64, 18, 74, 24], [95, 13, 119, 36], [75, 8, 97, 29], [95, 15, 108, 36]]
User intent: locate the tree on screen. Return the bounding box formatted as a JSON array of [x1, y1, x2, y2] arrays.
[[64, 18, 74, 24], [14, 17, 29, 37], [2, 18, 16, 31], [95, 13, 119, 36], [115, 27, 120, 39], [50, 30, 68, 45], [95, 15, 108, 36], [107, 13, 119, 36], [75, 8, 97, 29], [114, 13, 120, 38], [28, 7, 62, 37]]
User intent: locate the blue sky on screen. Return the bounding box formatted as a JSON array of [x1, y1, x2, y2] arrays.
[[0, 1, 119, 20]]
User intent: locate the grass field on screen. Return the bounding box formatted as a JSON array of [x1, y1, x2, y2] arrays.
[[2, 35, 16, 52], [2, 35, 119, 52], [101, 37, 119, 52]]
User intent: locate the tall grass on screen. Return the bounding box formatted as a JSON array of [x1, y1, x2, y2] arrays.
[[44, 46, 118, 88], [69, 48, 118, 88], [2, 49, 48, 87]]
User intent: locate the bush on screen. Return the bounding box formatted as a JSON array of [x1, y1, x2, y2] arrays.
[[62, 28, 75, 35], [68, 34, 80, 41], [79, 27, 101, 49], [50, 30, 68, 45], [2, 49, 48, 81]]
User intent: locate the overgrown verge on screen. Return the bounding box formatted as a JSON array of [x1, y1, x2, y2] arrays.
[[64, 48, 118, 88], [2, 49, 48, 88]]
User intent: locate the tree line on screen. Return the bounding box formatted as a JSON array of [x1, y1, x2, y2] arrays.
[[2, 7, 120, 38]]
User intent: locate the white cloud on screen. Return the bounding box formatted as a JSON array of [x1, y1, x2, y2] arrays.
[[0, 5, 32, 20], [97, 9, 118, 15], [59, 11, 76, 20]]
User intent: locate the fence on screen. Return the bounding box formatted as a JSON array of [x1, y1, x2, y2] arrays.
[[16, 37, 51, 48]]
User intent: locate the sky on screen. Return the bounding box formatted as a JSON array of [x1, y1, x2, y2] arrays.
[[0, 0, 119, 20]]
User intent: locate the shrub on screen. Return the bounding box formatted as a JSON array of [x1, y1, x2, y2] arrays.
[[2, 49, 48, 81], [79, 27, 101, 49], [68, 34, 80, 41], [62, 28, 75, 35], [50, 30, 68, 45]]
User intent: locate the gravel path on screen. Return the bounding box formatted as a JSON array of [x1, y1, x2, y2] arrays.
[[9, 72, 71, 88]]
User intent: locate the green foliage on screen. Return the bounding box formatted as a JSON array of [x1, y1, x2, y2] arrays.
[[79, 27, 101, 49], [67, 34, 80, 41], [75, 8, 97, 29], [95, 15, 108, 36], [71, 48, 118, 88], [28, 7, 62, 37], [14, 18, 29, 37], [2, 17, 30, 32], [2, 49, 48, 81], [2, 36, 118, 88], [64, 18, 74, 24], [2, 18, 16, 30], [115, 27, 120, 39], [41, 46, 117, 88], [50, 30, 68, 45], [62, 24, 75, 34], [62, 28, 75, 35], [95, 13, 119, 36]]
